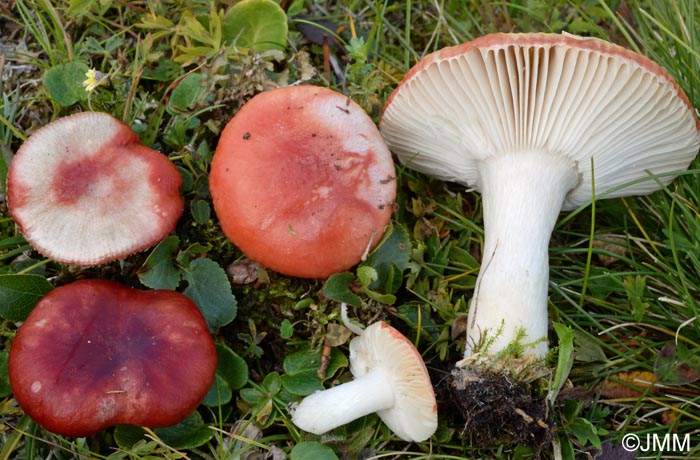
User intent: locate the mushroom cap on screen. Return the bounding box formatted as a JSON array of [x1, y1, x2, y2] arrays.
[[349, 321, 437, 442], [380, 33, 700, 210], [8, 279, 217, 437], [7, 112, 184, 266], [209, 85, 396, 279]]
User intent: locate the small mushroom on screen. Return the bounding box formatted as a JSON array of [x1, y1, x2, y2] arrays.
[[209, 85, 396, 279], [380, 33, 700, 364], [290, 305, 437, 442], [8, 279, 217, 437], [6, 112, 184, 267]]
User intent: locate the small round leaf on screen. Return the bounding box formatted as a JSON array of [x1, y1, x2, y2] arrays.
[[217, 343, 249, 390], [43, 62, 90, 106], [222, 0, 287, 53], [291, 441, 339, 460]]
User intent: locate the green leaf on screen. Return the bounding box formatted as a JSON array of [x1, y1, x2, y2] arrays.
[[114, 411, 213, 450], [572, 330, 608, 363], [286, 0, 305, 17], [0, 351, 10, 398], [322, 272, 361, 306], [43, 62, 90, 106], [169, 72, 203, 110], [361, 223, 412, 292], [222, 0, 288, 53], [0, 144, 13, 195], [622, 275, 649, 322], [282, 348, 344, 395], [137, 236, 180, 290], [568, 417, 601, 449], [156, 411, 214, 449], [281, 371, 323, 396], [397, 304, 440, 340], [262, 371, 282, 395], [113, 425, 149, 450], [323, 348, 349, 380], [182, 258, 236, 331], [217, 343, 249, 390], [547, 323, 575, 406], [177, 242, 213, 266], [357, 266, 396, 304], [0, 274, 53, 321], [67, 0, 93, 17], [190, 199, 211, 225], [283, 348, 321, 375], [280, 319, 294, 339], [240, 387, 263, 404], [202, 373, 233, 406], [290, 441, 339, 460], [179, 11, 218, 48]]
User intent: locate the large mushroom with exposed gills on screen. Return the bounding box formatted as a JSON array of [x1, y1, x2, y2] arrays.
[[380, 32, 700, 367]]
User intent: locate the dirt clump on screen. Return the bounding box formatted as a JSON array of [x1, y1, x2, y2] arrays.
[[446, 367, 554, 456]]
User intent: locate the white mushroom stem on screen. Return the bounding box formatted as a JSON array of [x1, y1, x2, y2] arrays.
[[290, 367, 395, 435], [465, 151, 580, 361]]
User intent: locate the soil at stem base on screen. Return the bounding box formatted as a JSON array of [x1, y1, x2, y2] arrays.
[[445, 367, 554, 457]]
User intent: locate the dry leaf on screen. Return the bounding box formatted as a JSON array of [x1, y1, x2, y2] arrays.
[[596, 370, 659, 399], [593, 234, 628, 266]]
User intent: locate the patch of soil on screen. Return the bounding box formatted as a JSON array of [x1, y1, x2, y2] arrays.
[[445, 366, 554, 456]]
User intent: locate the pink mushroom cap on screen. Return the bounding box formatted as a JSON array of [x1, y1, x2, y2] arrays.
[[210, 85, 396, 278]]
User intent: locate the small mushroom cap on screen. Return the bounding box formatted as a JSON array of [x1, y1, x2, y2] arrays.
[[8, 279, 217, 437], [380, 33, 700, 209], [7, 112, 184, 266], [210, 85, 396, 279], [350, 321, 437, 442]]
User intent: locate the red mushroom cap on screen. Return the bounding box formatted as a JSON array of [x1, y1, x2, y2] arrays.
[[209, 85, 396, 279], [7, 112, 184, 266], [8, 279, 217, 437]]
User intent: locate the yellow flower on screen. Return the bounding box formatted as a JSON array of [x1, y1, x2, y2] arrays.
[[82, 68, 106, 92]]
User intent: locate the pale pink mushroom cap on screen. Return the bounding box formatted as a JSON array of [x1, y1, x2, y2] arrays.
[[7, 112, 184, 266]]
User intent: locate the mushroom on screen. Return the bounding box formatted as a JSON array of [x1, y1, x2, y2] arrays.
[[380, 33, 700, 365], [8, 279, 217, 437], [6, 112, 184, 267], [209, 85, 396, 279], [290, 305, 437, 442]]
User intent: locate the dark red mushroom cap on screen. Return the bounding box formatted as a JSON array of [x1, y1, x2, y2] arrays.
[[209, 85, 397, 279], [8, 279, 217, 437], [7, 112, 184, 266]]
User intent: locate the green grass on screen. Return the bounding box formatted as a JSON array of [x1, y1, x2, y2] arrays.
[[1, 0, 700, 459]]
